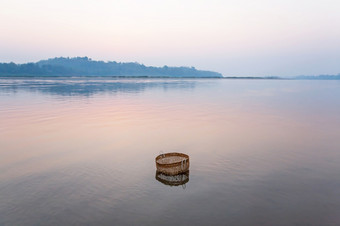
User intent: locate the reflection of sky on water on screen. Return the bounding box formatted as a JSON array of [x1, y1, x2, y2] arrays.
[[1, 78, 340, 225]]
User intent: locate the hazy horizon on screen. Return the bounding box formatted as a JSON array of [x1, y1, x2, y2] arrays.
[[1, 0, 340, 77]]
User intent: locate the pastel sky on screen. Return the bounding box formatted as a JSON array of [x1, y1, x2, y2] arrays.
[[1, 0, 340, 77]]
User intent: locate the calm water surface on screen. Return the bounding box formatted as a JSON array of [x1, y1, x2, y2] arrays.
[[1, 78, 340, 225]]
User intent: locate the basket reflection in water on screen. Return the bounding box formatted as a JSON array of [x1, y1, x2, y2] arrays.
[[155, 152, 190, 187], [155, 171, 189, 187]]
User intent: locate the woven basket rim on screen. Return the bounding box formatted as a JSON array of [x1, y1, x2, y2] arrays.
[[155, 152, 189, 167]]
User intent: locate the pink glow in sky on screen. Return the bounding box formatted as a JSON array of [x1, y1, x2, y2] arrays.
[[1, 0, 340, 76]]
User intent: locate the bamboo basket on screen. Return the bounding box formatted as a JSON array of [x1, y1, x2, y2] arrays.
[[155, 152, 189, 176], [155, 171, 189, 187]]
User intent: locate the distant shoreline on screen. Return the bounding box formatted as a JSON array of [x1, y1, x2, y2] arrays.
[[0, 57, 223, 78], [0, 75, 282, 79], [2, 57, 339, 80], [0, 75, 223, 79], [1, 76, 340, 80]]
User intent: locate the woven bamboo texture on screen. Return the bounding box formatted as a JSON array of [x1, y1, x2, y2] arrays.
[[155, 152, 190, 175]]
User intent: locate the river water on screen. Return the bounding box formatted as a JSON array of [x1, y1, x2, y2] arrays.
[[1, 78, 340, 225]]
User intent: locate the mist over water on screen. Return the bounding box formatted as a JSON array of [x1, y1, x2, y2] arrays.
[[1, 78, 340, 225]]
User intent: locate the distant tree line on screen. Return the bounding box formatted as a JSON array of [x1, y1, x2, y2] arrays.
[[0, 57, 223, 77]]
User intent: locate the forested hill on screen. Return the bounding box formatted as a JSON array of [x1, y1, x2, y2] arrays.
[[0, 57, 223, 77]]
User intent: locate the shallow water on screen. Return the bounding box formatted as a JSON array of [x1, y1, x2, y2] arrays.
[[1, 78, 340, 225]]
